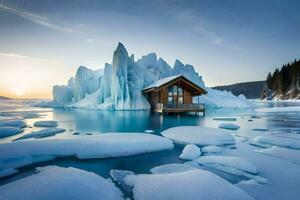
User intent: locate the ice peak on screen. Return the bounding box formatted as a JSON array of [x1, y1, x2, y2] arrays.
[[174, 59, 184, 69]]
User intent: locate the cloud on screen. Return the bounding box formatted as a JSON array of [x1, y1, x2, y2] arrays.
[[0, 3, 77, 33], [178, 9, 223, 45]]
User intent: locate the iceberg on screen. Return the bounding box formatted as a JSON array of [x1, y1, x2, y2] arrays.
[[41, 42, 251, 110], [0, 166, 123, 200]]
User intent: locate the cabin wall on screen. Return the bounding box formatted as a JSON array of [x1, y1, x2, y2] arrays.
[[148, 92, 160, 108], [183, 89, 192, 104]]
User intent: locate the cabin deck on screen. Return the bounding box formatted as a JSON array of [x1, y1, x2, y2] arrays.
[[154, 103, 205, 115]]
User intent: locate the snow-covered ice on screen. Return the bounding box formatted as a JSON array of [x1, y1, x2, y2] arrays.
[[255, 106, 300, 113], [257, 146, 300, 164], [121, 169, 254, 200], [14, 128, 66, 140], [0, 166, 123, 200], [252, 135, 300, 149], [218, 123, 240, 130], [197, 156, 258, 174], [196, 156, 268, 184], [33, 120, 58, 127], [179, 144, 201, 160], [161, 126, 235, 146], [144, 129, 154, 133], [150, 163, 197, 174], [0, 133, 174, 172], [201, 145, 223, 154], [0, 126, 23, 138]]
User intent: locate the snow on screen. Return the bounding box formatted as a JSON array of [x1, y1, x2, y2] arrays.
[[150, 163, 197, 174], [196, 156, 258, 174], [201, 145, 223, 154], [0, 168, 18, 178], [257, 146, 300, 164], [0, 166, 123, 200], [161, 126, 235, 146], [255, 106, 300, 113], [218, 123, 240, 130], [0, 119, 26, 128], [252, 135, 300, 149], [179, 144, 201, 160], [33, 120, 58, 127], [213, 117, 237, 121], [0, 126, 23, 138], [122, 169, 254, 200], [0, 133, 174, 172], [14, 128, 66, 140], [143, 75, 182, 90], [40, 42, 251, 110]]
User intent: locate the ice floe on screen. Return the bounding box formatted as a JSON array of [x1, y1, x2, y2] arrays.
[[196, 156, 268, 184], [150, 163, 197, 174], [218, 123, 240, 130], [144, 129, 154, 133], [0, 133, 174, 172], [0, 119, 26, 128], [179, 144, 201, 160], [257, 146, 300, 164], [14, 128, 66, 140], [201, 145, 223, 154], [161, 126, 235, 146], [252, 135, 300, 149], [114, 169, 254, 200], [0, 126, 23, 138], [0, 166, 123, 200], [213, 117, 237, 121], [33, 120, 58, 127]]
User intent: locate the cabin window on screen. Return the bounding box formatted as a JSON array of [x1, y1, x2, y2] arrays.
[[167, 85, 184, 104]]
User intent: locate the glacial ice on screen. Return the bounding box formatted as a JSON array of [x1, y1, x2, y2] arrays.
[[121, 169, 254, 200], [0, 126, 23, 138], [41, 42, 251, 110], [33, 120, 58, 127], [179, 144, 201, 160], [0, 166, 123, 200], [0, 133, 174, 172], [218, 123, 240, 130], [161, 126, 235, 146]]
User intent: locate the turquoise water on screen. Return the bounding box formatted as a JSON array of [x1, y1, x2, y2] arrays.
[[1, 100, 300, 188]]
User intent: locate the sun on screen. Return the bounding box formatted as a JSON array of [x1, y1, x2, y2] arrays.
[[14, 88, 25, 97]]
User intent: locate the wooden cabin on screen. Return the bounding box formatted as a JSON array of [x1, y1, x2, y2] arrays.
[[142, 75, 207, 115]]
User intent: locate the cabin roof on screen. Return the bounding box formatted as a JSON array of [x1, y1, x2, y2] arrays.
[[142, 74, 207, 95]]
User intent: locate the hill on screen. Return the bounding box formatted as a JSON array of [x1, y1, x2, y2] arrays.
[[213, 81, 266, 99]]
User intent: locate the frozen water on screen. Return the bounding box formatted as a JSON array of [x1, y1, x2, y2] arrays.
[[0, 168, 18, 178], [201, 145, 223, 154], [161, 126, 235, 146], [213, 117, 237, 121], [0, 119, 26, 128], [257, 146, 300, 164], [179, 144, 201, 160], [0, 166, 123, 200], [252, 135, 300, 149]]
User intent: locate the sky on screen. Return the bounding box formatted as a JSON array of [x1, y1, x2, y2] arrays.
[[0, 0, 299, 99]]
